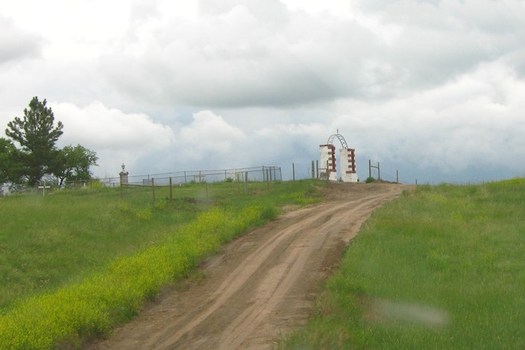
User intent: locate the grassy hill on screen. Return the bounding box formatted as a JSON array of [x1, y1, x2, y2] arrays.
[[4, 178, 524, 349], [282, 178, 525, 349], [0, 180, 321, 349]]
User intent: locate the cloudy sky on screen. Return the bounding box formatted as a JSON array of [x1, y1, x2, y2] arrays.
[[1, 0, 524, 183]]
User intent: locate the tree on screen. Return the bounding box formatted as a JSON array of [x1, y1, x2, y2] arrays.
[[0, 138, 23, 183], [53, 145, 98, 187], [5, 97, 63, 185]]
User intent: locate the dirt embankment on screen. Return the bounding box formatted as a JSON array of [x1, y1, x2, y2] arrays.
[[88, 182, 408, 350]]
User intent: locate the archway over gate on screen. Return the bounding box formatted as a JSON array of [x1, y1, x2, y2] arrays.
[[327, 133, 348, 149], [319, 133, 358, 182]]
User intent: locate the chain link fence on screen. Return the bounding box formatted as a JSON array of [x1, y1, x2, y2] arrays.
[[0, 166, 282, 198], [121, 166, 282, 187], [115, 166, 282, 203]]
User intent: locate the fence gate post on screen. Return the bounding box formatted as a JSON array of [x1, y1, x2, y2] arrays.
[[368, 160, 381, 181], [169, 177, 173, 203], [151, 178, 156, 204]]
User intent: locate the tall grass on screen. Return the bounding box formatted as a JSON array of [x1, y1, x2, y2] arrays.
[[0, 180, 323, 349], [0, 206, 274, 348], [0, 187, 200, 313], [282, 179, 525, 349]]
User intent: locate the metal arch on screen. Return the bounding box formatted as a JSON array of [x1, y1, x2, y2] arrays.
[[327, 133, 348, 149]]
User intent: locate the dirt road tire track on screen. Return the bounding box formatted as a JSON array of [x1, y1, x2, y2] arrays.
[[88, 183, 406, 350]]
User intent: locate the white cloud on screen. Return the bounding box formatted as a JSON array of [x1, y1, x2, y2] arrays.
[[179, 110, 245, 157], [132, 113, 330, 179], [0, 0, 524, 183], [95, 0, 525, 110], [0, 1, 131, 61], [281, 0, 352, 18], [52, 101, 175, 175], [331, 61, 525, 175], [100, 1, 382, 107], [0, 16, 42, 64]]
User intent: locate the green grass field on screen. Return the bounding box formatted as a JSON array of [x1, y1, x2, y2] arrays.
[[282, 178, 525, 349], [4, 178, 524, 349], [0, 180, 322, 349]]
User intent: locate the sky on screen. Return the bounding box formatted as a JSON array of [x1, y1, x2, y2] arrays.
[[1, 0, 524, 184]]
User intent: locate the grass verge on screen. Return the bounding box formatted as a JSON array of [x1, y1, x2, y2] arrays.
[[0, 180, 323, 349], [281, 178, 525, 349]]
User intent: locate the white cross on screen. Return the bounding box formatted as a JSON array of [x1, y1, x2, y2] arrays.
[[38, 184, 51, 196]]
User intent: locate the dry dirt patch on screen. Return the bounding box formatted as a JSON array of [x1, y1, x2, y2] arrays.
[[88, 182, 407, 350]]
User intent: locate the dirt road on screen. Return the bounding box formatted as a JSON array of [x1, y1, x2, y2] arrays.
[[88, 182, 406, 350]]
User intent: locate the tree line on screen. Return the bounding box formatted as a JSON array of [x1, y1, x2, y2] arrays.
[[0, 97, 98, 187]]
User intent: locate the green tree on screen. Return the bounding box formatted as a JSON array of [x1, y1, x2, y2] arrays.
[[5, 97, 63, 185], [53, 145, 98, 187], [0, 138, 23, 183]]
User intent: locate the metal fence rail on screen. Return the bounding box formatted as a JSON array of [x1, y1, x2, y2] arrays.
[[0, 165, 283, 197], [122, 166, 282, 187]]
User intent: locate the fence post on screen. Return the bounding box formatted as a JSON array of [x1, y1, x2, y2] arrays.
[[169, 177, 173, 203], [316, 160, 319, 179], [292, 162, 295, 182], [244, 172, 248, 193], [396, 170, 399, 184], [311, 160, 315, 179], [368, 160, 381, 181], [266, 169, 270, 190], [236, 172, 240, 193], [151, 178, 156, 204], [120, 182, 123, 200]]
